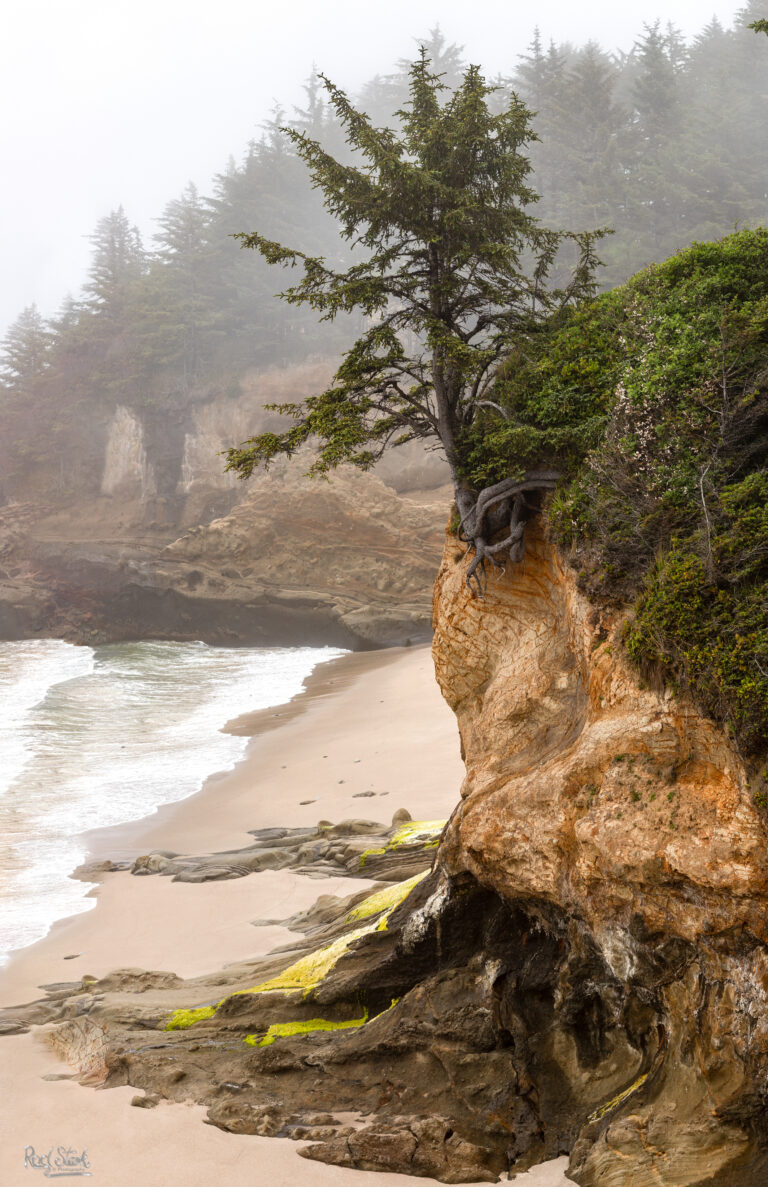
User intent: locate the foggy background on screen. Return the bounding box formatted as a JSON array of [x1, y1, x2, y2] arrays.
[[1, 0, 748, 336]]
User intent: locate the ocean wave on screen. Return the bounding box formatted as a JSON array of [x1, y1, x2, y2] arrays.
[[0, 639, 344, 964]]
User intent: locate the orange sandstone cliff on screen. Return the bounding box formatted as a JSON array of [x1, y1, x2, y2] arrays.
[[433, 522, 768, 1184], [3, 521, 768, 1186]]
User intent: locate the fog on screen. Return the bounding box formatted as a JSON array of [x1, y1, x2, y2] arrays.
[[0, 0, 747, 336]]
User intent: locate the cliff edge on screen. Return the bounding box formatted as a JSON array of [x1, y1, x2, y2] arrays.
[[433, 523, 768, 1184], [4, 523, 768, 1186]]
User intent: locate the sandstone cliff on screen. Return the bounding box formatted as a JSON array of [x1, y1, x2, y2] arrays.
[[433, 523, 768, 1184], [3, 522, 766, 1185]]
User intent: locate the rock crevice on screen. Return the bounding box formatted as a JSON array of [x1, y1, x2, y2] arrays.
[[432, 523, 768, 1184]]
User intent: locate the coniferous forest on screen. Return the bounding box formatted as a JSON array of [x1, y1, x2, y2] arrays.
[[1, 7, 767, 493]]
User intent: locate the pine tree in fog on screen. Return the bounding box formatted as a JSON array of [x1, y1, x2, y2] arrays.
[[206, 112, 352, 370], [144, 183, 218, 386], [84, 207, 145, 321], [3, 11, 768, 492], [0, 305, 52, 390]]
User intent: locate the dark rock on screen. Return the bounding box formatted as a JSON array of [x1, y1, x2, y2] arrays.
[[124, 814, 438, 885], [0, 1019, 29, 1035], [301, 1116, 501, 1182]]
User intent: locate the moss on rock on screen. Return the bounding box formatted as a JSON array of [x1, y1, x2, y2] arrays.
[[345, 870, 429, 923], [165, 1005, 217, 1031], [358, 820, 444, 869], [245, 1012, 369, 1047], [162, 870, 429, 1032]]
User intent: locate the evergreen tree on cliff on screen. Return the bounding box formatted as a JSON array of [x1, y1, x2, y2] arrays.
[[225, 52, 605, 592], [85, 207, 145, 323], [0, 304, 52, 390]]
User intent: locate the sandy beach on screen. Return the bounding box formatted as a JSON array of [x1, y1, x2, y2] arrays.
[[0, 645, 570, 1186]]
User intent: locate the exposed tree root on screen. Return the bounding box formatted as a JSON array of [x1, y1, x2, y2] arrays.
[[456, 471, 560, 596]]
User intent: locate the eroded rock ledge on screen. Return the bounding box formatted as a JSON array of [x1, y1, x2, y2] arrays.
[[433, 523, 768, 1184], [4, 525, 768, 1185]]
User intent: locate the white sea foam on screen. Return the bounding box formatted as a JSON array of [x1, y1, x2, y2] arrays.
[[0, 639, 96, 795], [0, 639, 344, 964]]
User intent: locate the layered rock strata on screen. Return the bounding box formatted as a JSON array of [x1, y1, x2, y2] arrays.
[[433, 522, 768, 1185], [0, 468, 449, 647], [4, 524, 768, 1185], [0, 356, 450, 648], [126, 811, 440, 884]]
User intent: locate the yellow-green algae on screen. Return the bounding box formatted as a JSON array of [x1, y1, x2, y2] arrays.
[[244, 997, 401, 1047], [165, 924, 378, 1031], [232, 869, 431, 995], [358, 819, 445, 869], [244, 1011, 369, 1047], [587, 1072, 649, 1123], [165, 1005, 217, 1030], [243, 921, 381, 996], [163, 871, 430, 1032], [346, 870, 429, 924]]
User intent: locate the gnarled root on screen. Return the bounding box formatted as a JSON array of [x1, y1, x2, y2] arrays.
[[457, 471, 559, 596]]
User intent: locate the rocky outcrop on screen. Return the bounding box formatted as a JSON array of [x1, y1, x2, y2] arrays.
[[153, 464, 449, 648], [0, 358, 449, 648], [101, 406, 157, 500], [4, 518, 766, 1184], [127, 811, 441, 884], [0, 467, 449, 648], [433, 522, 768, 1185]]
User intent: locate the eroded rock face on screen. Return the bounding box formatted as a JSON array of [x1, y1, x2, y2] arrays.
[[156, 463, 450, 648], [6, 520, 768, 1185], [0, 357, 450, 647], [0, 467, 449, 648], [433, 522, 768, 1185]]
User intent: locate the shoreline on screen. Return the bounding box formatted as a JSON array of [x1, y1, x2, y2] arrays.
[[80, 644, 406, 865], [0, 644, 427, 1007], [0, 642, 569, 1187]]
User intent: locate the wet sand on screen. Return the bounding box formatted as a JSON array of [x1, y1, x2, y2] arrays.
[[0, 645, 570, 1186]]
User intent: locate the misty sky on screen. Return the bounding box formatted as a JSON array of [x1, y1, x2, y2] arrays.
[[0, 0, 747, 337]]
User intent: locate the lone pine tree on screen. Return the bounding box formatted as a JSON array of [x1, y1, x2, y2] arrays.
[[225, 51, 605, 593]]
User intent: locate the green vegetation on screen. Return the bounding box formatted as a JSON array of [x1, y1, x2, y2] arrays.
[[224, 51, 604, 592], [358, 820, 445, 869], [164, 873, 427, 1031], [243, 996, 401, 1048], [345, 871, 429, 922], [5, 13, 767, 507], [237, 922, 380, 997], [165, 1005, 217, 1031], [485, 228, 768, 761], [244, 1011, 369, 1047], [163, 925, 375, 1029], [587, 1072, 650, 1124]]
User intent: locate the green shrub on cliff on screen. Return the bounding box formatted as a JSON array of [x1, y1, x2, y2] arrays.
[[475, 228, 768, 760]]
